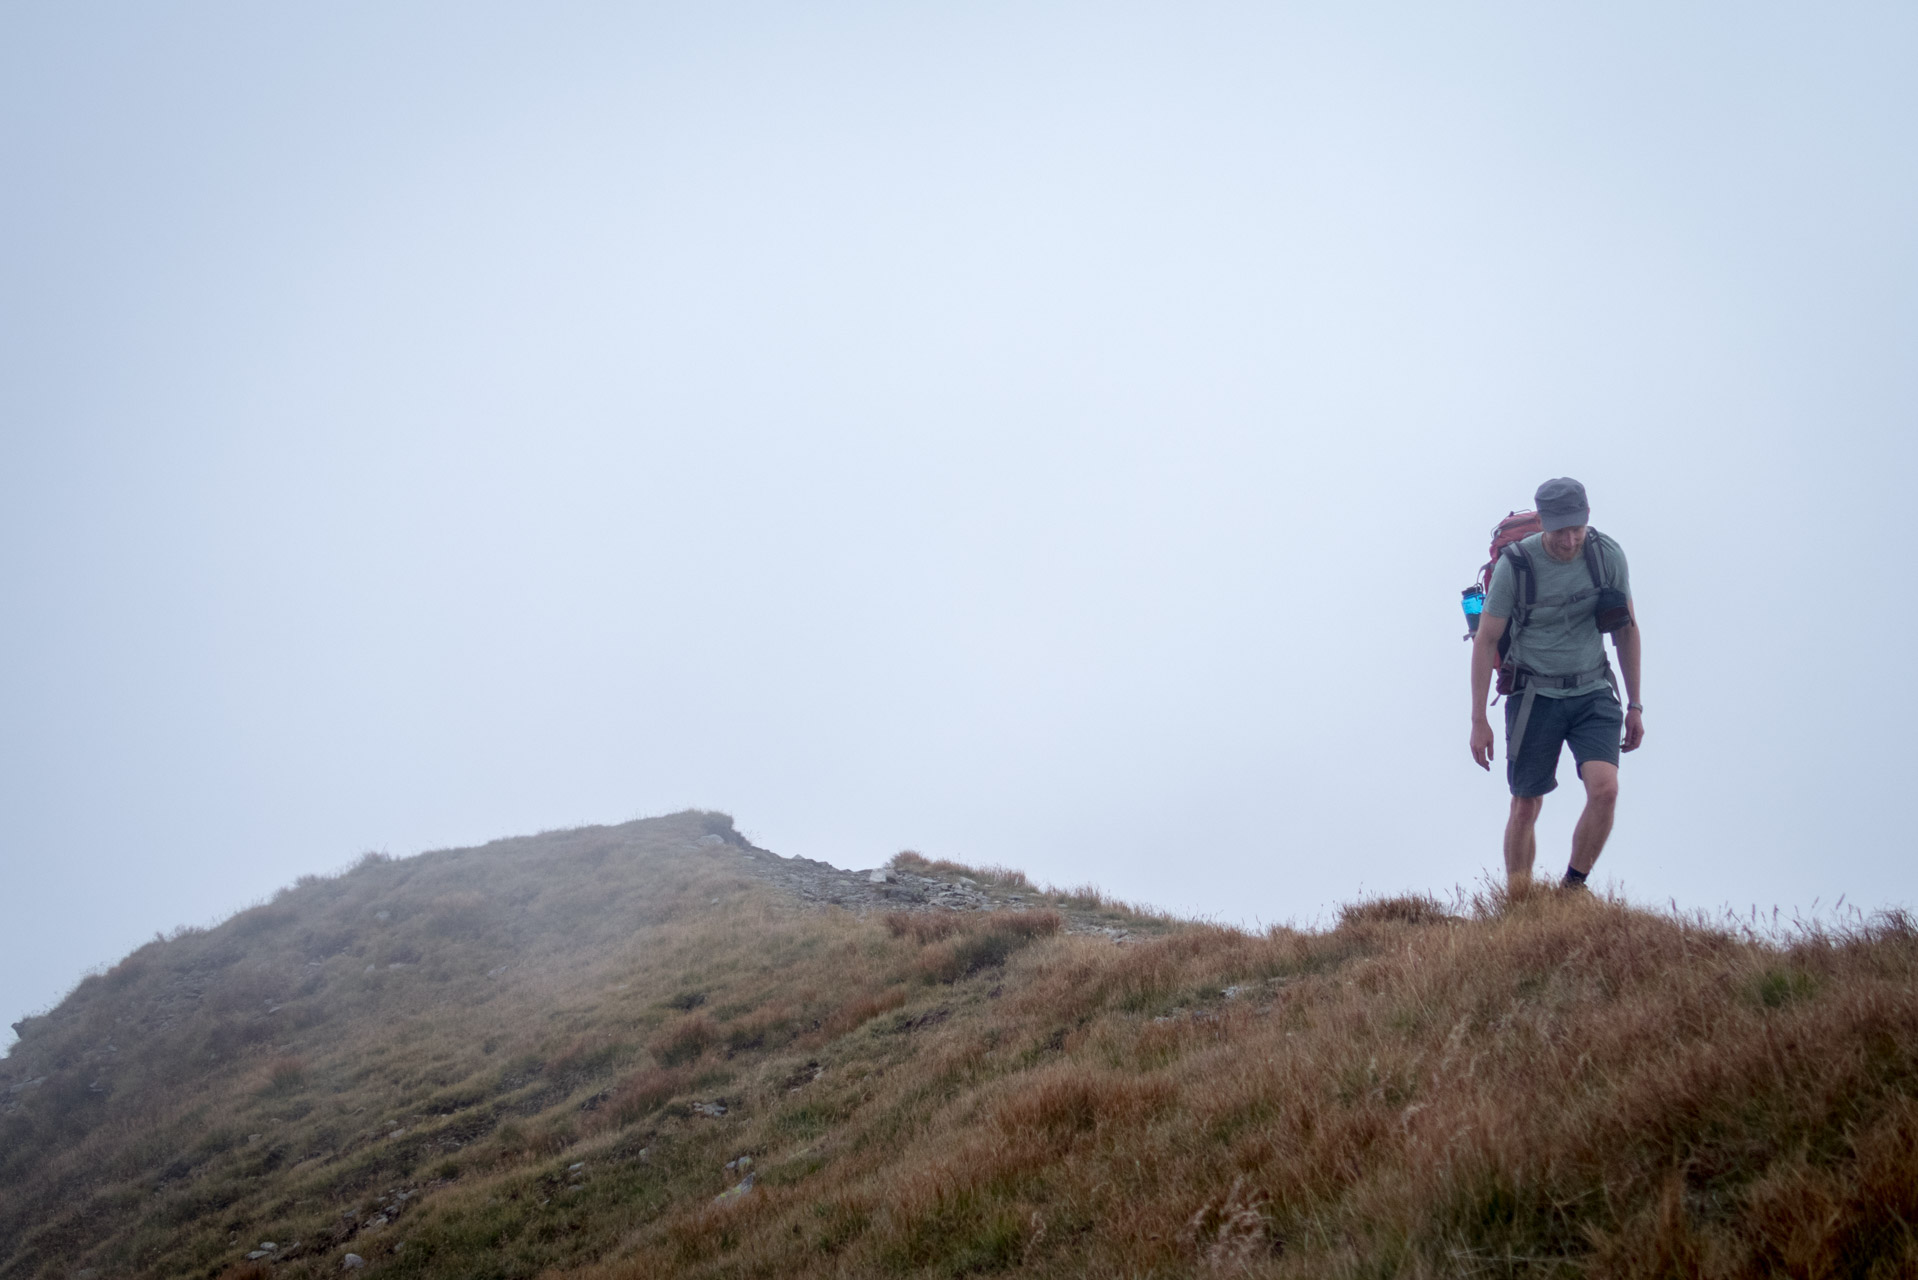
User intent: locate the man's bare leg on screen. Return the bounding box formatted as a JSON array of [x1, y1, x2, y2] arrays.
[[1569, 762, 1620, 876], [1504, 794, 1544, 891]]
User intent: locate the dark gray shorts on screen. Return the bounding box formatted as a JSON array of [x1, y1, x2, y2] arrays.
[[1505, 688, 1622, 798]]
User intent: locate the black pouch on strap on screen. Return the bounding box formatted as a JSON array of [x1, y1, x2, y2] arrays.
[[1583, 532, 1632, 633], [1595, 586, 1631, 633]]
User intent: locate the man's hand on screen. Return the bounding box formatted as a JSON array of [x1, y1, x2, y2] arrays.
[[1471, 718, 1496, 771], [1621, 708, 1645, 752], [1469, 614, 1507, 773]]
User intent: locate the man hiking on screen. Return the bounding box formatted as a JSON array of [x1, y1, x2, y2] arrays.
[[1469, 478, 1644, 891]]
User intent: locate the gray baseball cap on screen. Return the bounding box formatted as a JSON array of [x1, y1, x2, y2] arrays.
[[1535, 477, 1590, 531]]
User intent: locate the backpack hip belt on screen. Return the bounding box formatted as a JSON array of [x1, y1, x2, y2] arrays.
[[1506, 660, 1619, 763]]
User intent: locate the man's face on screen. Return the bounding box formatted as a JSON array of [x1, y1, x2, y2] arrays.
[[1541, 524, 1588, 560]]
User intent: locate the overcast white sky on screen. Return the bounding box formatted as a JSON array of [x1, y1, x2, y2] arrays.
[[5, 2, 1914, 1049]]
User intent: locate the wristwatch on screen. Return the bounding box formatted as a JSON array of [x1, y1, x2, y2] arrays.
[[1627, 702, 1644, 711]]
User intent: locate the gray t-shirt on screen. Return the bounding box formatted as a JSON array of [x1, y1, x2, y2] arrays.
[[1484, 530, 1631, 699]]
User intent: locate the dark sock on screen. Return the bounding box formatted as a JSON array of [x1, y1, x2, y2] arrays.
[[1563, 866, 1589, 887]]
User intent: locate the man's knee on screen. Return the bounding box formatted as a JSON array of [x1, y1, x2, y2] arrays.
[[1582, 764, 1620, 805], [1508, 795, 1544, 825]]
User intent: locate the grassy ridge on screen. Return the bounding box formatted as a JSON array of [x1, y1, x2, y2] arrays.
[[3, 814, 1916, 1278]]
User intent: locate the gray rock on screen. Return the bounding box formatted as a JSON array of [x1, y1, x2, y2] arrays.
[[568, 1161, 585, 1171], [867, 870, 892, 884], [712, 1172, 754, 1204], [245, 1251, 270, 1261], [692, 1100, 728, 1118], [697, 834, 726, 848], [342, 1254, 365, 1270]]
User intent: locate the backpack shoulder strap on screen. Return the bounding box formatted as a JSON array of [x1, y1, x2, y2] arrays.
[[1504, 542, 1536, 628], [1582, 528, 1608, 589]]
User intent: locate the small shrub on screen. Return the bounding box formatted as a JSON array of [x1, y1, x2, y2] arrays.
[[654, 1014, 717, 1066], [997, 1066, 1173, 1136], [258, 1056, 306, 1097], [1052, 883, 1116, 911], [599, 1067, 688, 1128], [996, 911, 1063, 941], [723, 1004, 797, 1054], [917, 913, 1062, 983], [818, 988, 908, 1038], [885, 912, 965, 944], [887, 849, 992, 878], [547, 1035, 624, 1082], [1752, 967, 1817, 1008]]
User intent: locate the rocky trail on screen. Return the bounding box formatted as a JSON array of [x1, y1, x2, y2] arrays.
[[708, 834, 1164, 943]]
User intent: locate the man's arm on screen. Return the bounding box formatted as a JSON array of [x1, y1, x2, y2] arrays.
[[1615, 602, 1644, 751], [1470, 614, 1507, 770]]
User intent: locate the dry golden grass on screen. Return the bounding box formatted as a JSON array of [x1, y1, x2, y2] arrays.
[[3, 816, 1915, 1280]]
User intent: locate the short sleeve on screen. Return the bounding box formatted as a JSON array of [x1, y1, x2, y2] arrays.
[[1484, 554, 1517, 619]]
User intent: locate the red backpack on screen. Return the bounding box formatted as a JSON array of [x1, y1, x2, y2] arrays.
[[1460, 510, 1541, 640]]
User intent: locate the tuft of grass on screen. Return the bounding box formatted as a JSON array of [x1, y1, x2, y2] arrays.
[[890, 911, 1063, 984], [652, 1014, 717, 1066], [598, 1067, 688, 1129], [884, 911, 965, 944], [1337, 892, 1452, 929], [887, 851, 1030, 890]]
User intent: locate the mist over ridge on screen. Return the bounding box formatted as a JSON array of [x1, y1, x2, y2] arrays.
[[5, 0, 1915, 1138]]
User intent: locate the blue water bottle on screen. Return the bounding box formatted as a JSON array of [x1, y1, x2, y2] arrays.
[[1460, 585, 1485, 640]]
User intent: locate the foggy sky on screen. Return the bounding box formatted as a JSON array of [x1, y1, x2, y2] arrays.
[[5, 2, 1914, 1049]]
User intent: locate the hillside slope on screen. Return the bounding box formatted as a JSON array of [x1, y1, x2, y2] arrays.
[[3, 813, 1915, 1279]]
